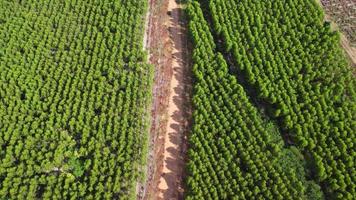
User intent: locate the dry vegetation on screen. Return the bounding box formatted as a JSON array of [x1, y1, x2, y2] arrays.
[[320, 0, 356, 46]]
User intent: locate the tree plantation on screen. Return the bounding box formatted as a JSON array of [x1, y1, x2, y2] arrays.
[[0, 0, 354, 199], [0, 0, 152, 199], [186, 2, 322, 199], [186, 0, 355, 199]]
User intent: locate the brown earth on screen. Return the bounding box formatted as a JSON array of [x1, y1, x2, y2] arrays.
[[138, 0, 192, 199], [156, 0, 192, 199], [319, 0, 355, 46], [137, 0, 172, 199], [316, 0, 356, 66], [324, 15, 356, 66], [340, 34, 356, 67]]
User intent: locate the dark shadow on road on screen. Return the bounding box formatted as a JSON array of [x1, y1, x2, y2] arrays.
[[160, 4, 193, 200]]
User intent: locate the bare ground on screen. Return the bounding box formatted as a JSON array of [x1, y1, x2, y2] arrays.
[[137, 0, 172, 199], [340, 34, 356, 67], [138, 0, 192, 199], [316, 0, 356, 66], [157, 0, 192, 199]]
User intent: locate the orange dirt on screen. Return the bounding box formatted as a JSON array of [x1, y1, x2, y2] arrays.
[[138, 0, 192, 199], [157, 0, 192, 199]]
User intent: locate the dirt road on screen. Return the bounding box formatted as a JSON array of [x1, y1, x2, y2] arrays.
[[340, 32, 356, 66], [138, 0, 191, 199], [137, 0, 172, 199], [157, 0, 192, 199]]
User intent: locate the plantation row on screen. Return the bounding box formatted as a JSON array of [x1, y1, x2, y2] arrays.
[[186, 2, 322, 199], [207, 0, 355, 198], [0, 0, 152, 199], [187, 0, 355, 199]]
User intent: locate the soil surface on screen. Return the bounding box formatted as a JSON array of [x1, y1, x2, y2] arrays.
[[340, 34, 356, 66], [157, 0, 192, 199], [137, 0, 172, 199], [320, 0, 355, 46], [316, 0, 356, 66], [138, 0, 192, 199]]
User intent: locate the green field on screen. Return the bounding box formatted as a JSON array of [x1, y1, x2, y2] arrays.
[[0, 0, 152, 199]]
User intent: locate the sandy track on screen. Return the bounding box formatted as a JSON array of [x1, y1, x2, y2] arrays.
[[138, 0, 192, 199], [156, 0, 192, 199], [137, 0, 172, 199], [340, 31, 356, 66]]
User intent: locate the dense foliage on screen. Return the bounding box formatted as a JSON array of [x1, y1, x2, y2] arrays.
[[187, 0, 355, 199], [0, 0, 152, 199], [186, 2, 323, 199], [207, 0, 355, 198]]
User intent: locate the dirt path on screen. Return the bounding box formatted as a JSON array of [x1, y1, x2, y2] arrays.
[[156, 0, 192, 199], [138, 0, 192, 199], [340, 31, 356, 66], [327, 17, 356, 66], [137, 0, 172, 199]]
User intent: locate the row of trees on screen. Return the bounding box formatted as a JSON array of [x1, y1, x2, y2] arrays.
[[0, 0, 152, 199], [207, 0, 355, 198], [186, 2, 323, 199]]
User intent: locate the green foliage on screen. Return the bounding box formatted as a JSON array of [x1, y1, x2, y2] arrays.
[[68, 157, 84, 178], [306, 181, 324, 200], [185, 2, 320, 199], [187, 0, 354, 199], [204, 0, 355, 198], [0, 0, 152, 199]]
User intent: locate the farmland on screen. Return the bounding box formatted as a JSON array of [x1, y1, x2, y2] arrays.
[[0, 0, 152, 199]]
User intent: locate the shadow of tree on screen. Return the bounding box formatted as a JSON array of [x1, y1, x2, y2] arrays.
[[159, 4, 193, 200]]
